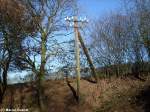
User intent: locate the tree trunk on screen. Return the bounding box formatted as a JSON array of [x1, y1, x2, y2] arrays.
[[36, 31, 47, 111], [0, 59, 10, 104]]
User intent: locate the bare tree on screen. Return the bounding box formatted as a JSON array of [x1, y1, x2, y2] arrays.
[[0, 0, 37, 104], [90, 0, 150, 78], [90, 14, 131, 77], [15, 0, 75, 111]]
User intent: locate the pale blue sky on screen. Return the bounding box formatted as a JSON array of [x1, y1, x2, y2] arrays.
[[78, 0, 121, 19]]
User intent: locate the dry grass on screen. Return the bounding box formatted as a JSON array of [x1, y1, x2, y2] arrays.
[[0, 76, 150, 112]]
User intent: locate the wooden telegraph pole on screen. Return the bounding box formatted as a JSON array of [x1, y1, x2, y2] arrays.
[[65, 16, 98, 103], [73, 16, 81, 102]]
